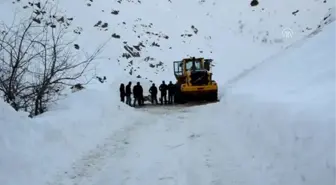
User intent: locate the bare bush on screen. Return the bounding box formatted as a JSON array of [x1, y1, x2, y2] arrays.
[[0, 0, 109, 116], [0, 9, 42, 111]]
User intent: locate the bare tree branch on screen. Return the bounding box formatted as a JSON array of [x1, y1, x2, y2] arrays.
[[0, 0, 109, 116]]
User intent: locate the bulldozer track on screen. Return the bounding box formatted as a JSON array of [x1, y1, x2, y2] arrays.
[[46, 116, 159, 185]]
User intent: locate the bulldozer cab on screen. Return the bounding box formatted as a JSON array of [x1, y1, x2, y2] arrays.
[[174, 58, 213, 78], [185, 58, 202, 71], [174, 58, 213, 76], [173, 61, 183, 76], [204, 59, 213, 71], [174, 57, 214, 83]]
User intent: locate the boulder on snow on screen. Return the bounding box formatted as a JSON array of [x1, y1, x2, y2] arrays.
[[250, 0, 259, 6]]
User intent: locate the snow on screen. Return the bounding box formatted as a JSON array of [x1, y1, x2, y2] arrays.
[[0, 87, 133, 185], [1, 0, 333, 85], [214, 20, 335, 184], [0, 0, 335, 185]]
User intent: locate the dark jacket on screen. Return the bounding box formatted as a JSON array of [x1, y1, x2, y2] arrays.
[[168, 83, 175, 94], [120, 84, 125, 96], [133, 84, 143, 98], [149, 85, 158, 95], [159, 84, 168, 94], [125, 84, 131, 96]]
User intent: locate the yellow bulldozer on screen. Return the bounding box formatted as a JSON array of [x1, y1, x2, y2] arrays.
[[173, 57, 218, 104]]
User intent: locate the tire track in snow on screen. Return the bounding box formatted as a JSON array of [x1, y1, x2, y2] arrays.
[[87, 114, 190, 185], [47, 114, 161, 185], [184, 133, 247, 185], [47, 105, 247, 185], [47, 106, 191, 185]]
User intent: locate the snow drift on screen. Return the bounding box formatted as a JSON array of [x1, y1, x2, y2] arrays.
[[0, 85, 137, 185], [210, 19, 335, 185]]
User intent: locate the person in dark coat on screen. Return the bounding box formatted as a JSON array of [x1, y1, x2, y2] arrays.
[[159, 80, 168, 105], [149, 83, 158, 104], [139, 83, 144, 105], [119, 83, 125, 102], [125, 81, 132, 105], [132, 82, 143, 107], [167, 81, 175, 104]]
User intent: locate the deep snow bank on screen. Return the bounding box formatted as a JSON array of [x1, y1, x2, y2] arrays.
[[0, 84, 140, 185], [0, 100, 46, 185], [0, 100, 44, 185], [201, 20, 335, 185]]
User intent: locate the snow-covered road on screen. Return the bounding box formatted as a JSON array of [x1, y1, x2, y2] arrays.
[[48, 104, 249, 185]]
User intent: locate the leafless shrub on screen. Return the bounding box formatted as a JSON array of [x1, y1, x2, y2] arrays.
[[0, 0, 110, 116]]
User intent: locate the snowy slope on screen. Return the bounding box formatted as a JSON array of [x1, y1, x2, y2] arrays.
[[1, 0, 333, 86], [0, 1, 335, 185], [211, 20, 335, 185], [0, 86, 137, 185]]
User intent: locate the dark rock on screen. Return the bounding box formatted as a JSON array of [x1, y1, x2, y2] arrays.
[[111, 10, 119, 15], [112, 33, 120, 38], [250, 0, 258, 6], [191, 25, 198, 34], [292, 10, 299, 16], [94, 21, 102, 27], [101, 22, 108, 28], [74, 44, 80, 49]]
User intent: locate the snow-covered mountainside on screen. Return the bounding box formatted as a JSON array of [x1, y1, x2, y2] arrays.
[[1, 0, 333, 84], [0, 0, 335, 185], [1, 18, 334, 185]]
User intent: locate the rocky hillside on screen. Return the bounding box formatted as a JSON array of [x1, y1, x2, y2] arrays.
[[4, 0, 334, 84]]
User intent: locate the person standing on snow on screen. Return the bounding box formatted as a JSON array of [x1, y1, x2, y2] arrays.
[[133, 82, 144, 107], [167, 81, 175, 104], [119, 83, 125, 102], [159, 80, 168, 105], [125, 81, 132, 105], [139, 82, 144, 105], [149, 83, 158, 104]]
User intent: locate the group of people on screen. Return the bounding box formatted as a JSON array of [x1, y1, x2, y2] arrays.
[[119, 81, 177, 107]]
